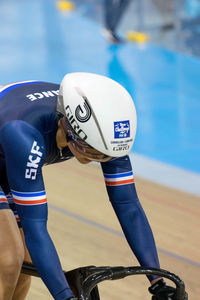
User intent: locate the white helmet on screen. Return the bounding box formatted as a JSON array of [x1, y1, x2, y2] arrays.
[[57, 72, 137, 157]]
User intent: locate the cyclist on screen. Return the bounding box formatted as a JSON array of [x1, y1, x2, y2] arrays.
[[0, 73, 184, 300]]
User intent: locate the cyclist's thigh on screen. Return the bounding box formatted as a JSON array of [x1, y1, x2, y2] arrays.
[[0, 208, 24, 259], [0, 156, 23, 255], [0, 161, 30, 261]]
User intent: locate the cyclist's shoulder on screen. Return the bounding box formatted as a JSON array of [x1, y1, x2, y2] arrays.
[[0, 120, 43, 146], [0, 80, 59, 90], [0, 81, 60, 133], [1, 119, 34, 132], [0, 80, 60, 99]]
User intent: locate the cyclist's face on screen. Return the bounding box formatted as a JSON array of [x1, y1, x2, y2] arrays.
[[67, 142, 92, 164], [59, 117, 112, 164], [67, 139, 112, 164], [57, 119, 89, 164]]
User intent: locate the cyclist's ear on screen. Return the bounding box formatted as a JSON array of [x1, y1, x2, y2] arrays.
[[56, 119, 68, 149]]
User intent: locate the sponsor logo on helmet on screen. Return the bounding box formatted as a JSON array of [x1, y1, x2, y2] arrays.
[[114, 121, 130, 138], [75, 98, 91, 123], [111, 138, 133, 144], [113, 144, 130, 151], [65, 105, 88, 141]]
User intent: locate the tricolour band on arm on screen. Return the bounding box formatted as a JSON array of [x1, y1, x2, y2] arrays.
[[11, 190, 47, 205], [0, 191, 9, 210], [104, 171, 134, 186], [0, 191, 8, 203]]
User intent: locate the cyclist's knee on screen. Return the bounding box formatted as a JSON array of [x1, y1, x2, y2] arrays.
[[0, 252, 24, 300], [1, 247, 25, 281]]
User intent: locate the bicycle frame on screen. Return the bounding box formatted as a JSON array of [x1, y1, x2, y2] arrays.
[[21, 262, 186, 300]]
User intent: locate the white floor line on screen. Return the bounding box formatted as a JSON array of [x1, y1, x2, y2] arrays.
[[129, 153, 200, 197]]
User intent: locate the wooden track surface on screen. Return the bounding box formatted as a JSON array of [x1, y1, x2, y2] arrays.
[[26, 159, 200, 300]]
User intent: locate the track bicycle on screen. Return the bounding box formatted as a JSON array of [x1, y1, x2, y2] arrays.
[[22, 262, 187, 299]]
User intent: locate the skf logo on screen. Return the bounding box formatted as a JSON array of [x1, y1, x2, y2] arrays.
[[25, 141, 43, 180]]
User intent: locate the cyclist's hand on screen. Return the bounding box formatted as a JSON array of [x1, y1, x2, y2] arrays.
[[148, 279, 188, 300]]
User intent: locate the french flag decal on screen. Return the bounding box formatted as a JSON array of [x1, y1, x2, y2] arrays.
[[12, 190, 47, 205], [104, 171, 134, 186]]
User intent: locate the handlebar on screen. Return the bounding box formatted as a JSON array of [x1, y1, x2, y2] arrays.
[[21, 263, 186, 300], [80, 266, 186, 300]]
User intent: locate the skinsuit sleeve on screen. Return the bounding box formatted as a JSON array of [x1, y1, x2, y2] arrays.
[[0, 120, 73, 300], [101, 155, 160, 282]]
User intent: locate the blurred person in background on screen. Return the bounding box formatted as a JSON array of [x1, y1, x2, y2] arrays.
[[102, 0, 131, 43], [151, 0, 175, 31]]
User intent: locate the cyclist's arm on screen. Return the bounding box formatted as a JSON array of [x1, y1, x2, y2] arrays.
[[101, 155, 160, 283], [0, 120, 73, 300]]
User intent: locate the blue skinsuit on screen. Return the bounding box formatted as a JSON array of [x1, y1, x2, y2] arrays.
[[0, 81, 160, 299]]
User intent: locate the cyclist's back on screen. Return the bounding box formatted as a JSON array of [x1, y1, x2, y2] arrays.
[[0, 81, 59, 126], [0, 81, 72, 165]]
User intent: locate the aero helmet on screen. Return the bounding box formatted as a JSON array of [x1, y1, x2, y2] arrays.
[[57, 72, 137, 157]]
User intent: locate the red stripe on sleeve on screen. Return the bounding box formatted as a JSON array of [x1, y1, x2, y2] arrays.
[[105, 178, 134, 186]]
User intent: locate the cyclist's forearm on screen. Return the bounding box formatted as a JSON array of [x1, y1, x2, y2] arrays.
[[107, 188, 160, 282]]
